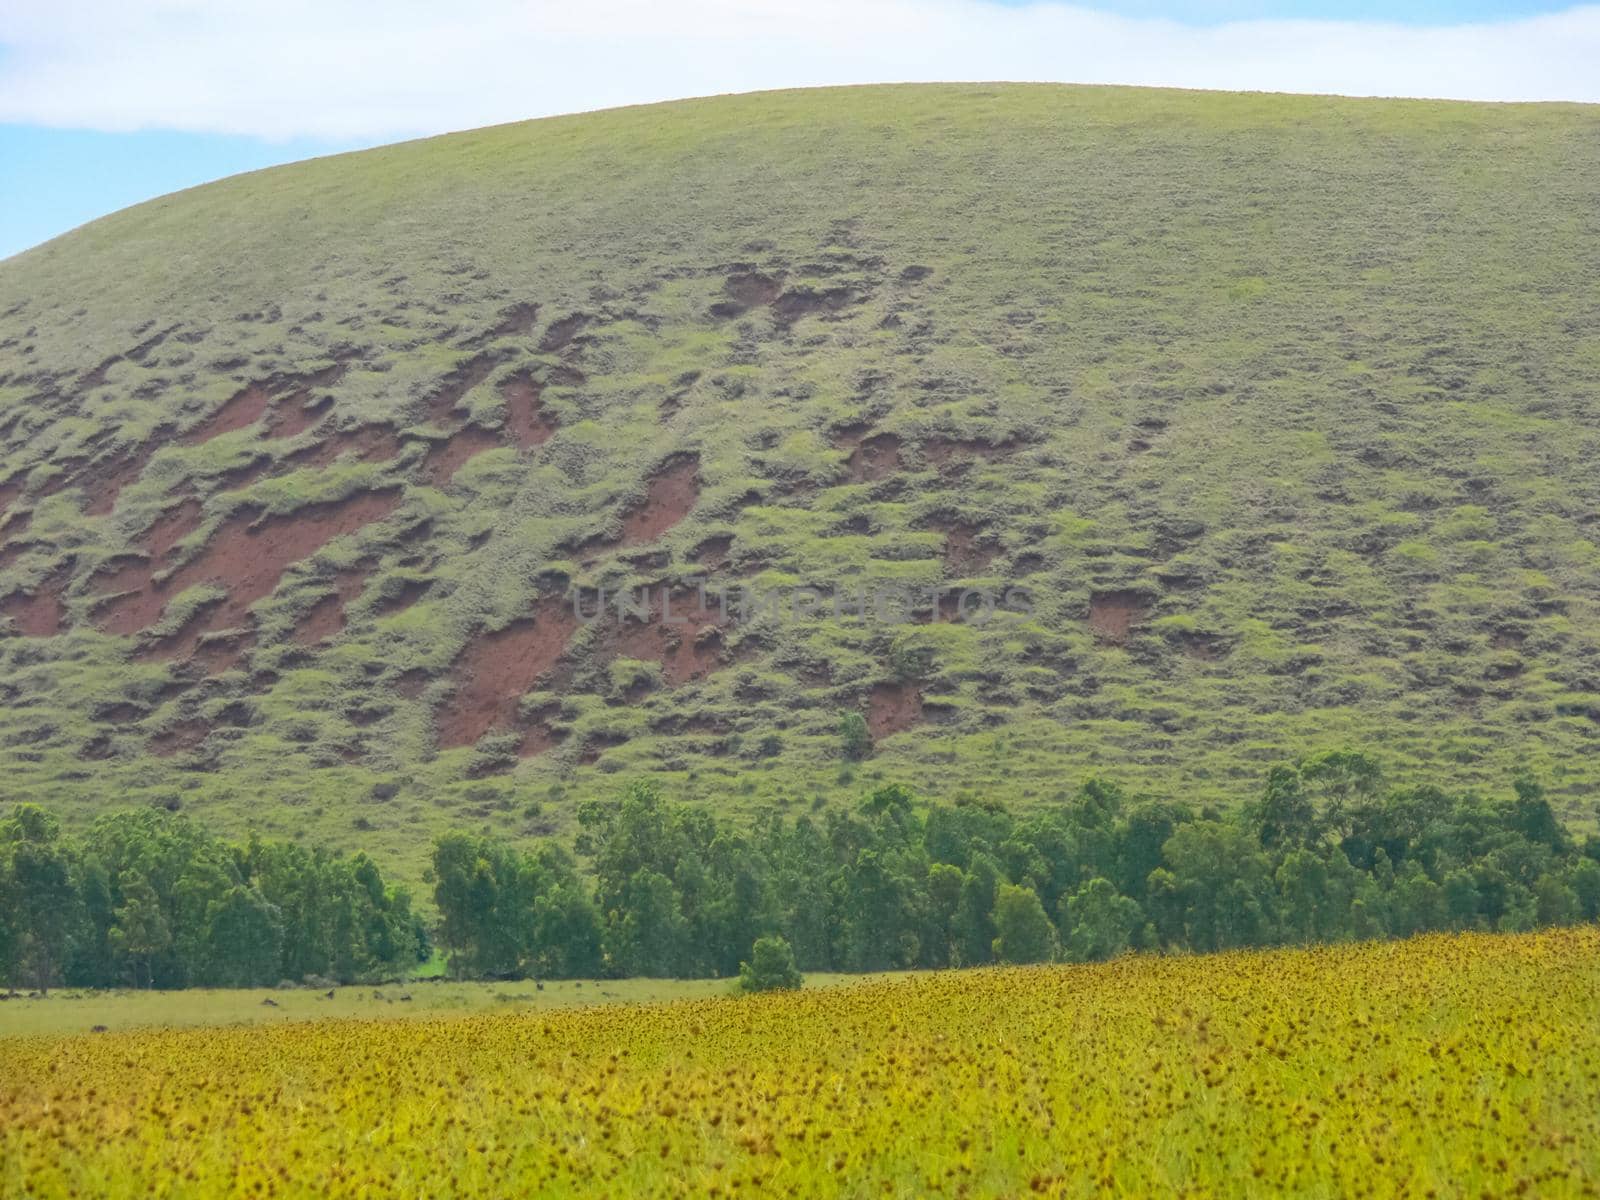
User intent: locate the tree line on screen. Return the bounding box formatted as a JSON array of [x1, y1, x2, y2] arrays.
[[0, 806, 424, 992], [5, 751, 1600, 991], [431, 752, 1600, 978]]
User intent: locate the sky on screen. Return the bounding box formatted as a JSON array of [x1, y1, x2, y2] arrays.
[[2, 0, 1598, 260]]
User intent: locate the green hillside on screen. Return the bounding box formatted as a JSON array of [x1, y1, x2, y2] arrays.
[[1, 83, 1598, 878]]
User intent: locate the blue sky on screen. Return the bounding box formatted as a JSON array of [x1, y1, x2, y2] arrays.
[[2, 0, 1597, 260]]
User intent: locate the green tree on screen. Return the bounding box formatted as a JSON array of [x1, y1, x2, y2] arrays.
[[838, 710, 870, 761], [611, 868, 690, 977], [1158, 820, 1272, 951], [953, 855, 1000, 966], [1060, 877, 1140, 962], [2, 805, 78, 993], [108, 871, 171, 989], [991, 883, 1056, 964], [1251, 765, 1318, 849], [1569, 858, 1600, 921], [203, 886, 284, 987], [738, 935, 802, 993]]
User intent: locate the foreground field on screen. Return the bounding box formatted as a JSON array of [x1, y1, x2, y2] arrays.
[[3, 930, 1598, 1197]]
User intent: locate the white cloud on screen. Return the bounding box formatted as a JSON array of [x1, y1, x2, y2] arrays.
[[0, 0, 1596, 140]]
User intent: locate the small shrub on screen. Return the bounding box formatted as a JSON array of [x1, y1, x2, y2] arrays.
[[738, 935, 803, 993]]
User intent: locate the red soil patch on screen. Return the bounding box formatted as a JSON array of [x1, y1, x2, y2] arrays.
[[841, 433, 901, 483], [491, 302, 541, 338], [539, 314, 590, 353], [511, 702, 568, 758], [598, 587, 735, 688], [726, 272, 782, 308], [83, 452, 152, 516], [943, 524, 998, 576], [217, 456, 273, 492], [501, 374, 557, 450], [423, 426, 502, 486], [618, 455, 700, 546], [293, 567, 371, 646], [1089, 590, 1153, 645], [692, 534, 733, 569], [437, 597, 581, 748], [1, 570, 68, 637], [773, 287, 857, 322], [266, 393, 332, 438], [184, 384, 271, 445], [712, 272, 783, 317], [77, 356, 121, 390], [867, 682, 923, 740], [519, 722, 566, 758], [150, 720, 208, 757], [578, 732, 629, 766], [137, 615, 254, 675], [425, 353, 504, 421], [0, 512, 34, 565], [92, 557, 152, 607], [97, 490, 401, 638], [145, 498, 204, 562], [0, 477, 23, 525], [289, 425, 401, 469]]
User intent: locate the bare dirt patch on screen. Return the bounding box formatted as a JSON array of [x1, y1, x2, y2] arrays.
[[184, 385, 271, 445], [1, 570, 68, 637], [867, 681, 923, 740], [145, 498, 204, 562], [491, 302, 541, 339], [294, 568, 372, 645], [424, 353, 504, 421], [266, 393, 332, 438], [83, 439, 168, 516], [518, 720, 567, 758], [618, 454, 700, 547], [692, 534, 733, 569], [438, 597, 581, 748], [97, 490, 402, 639], [773, 287, 857, 323], [712, 272, 783, 317], [501, 374, 557, 450], [423, 426, 502, 486], [539, 314, 590, 353], [597, 587, 735, 688], [138, 615, 254, 675], [1089, 590, 1153, 644], [837, 431, 901, 483], [150, 720, 208, 757], [289, 425, 401, 469], [0, 478, 23, 525], [943, 523, 998, 576]]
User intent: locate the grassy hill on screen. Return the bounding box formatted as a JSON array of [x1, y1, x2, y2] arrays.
[[1, 83, 1598, 877]]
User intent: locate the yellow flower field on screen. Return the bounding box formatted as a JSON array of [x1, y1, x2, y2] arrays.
[[3, 929, 1598, 1198]]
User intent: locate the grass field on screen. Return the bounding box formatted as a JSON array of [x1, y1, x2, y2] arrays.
[[0, 970, 891, 1038], [2, 85, 1600, 881], [2, 928, 1597, 1197]]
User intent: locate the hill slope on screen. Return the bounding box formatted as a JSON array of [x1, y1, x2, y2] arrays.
[[1, 84, 1599, 871]]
